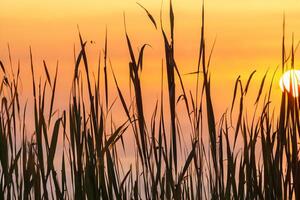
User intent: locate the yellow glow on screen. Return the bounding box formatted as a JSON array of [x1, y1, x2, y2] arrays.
[[279, 69, 300, 97]]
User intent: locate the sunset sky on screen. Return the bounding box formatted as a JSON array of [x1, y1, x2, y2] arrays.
[[2, 0, 300, 185], [1, 0, 300, 119], [2, 2, 300, 198]]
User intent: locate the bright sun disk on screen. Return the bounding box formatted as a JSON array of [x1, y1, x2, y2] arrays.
[[279, 69, 300, 97]]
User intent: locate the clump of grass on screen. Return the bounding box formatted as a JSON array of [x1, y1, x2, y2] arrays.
[[0, 1, 300, 199]]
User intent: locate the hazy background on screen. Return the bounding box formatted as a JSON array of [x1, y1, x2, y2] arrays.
[[1, 0, 300, 152]]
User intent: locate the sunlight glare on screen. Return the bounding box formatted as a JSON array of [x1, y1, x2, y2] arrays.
[[279, 69, 300, 97]]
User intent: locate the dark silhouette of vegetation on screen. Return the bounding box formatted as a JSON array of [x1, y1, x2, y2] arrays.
[[0, 1, 299, 199]]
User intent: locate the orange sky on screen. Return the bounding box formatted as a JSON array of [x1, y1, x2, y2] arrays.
[[1, 0, 300, 118], [2, 0, 300, 174]]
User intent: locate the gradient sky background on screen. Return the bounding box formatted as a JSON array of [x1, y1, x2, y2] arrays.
[[2, 0, 300, 173], [1, 0, 300, 131], [2, 1, 300, 191]]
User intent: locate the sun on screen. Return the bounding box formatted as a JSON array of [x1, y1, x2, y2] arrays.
[[279, 69, 300, 97]]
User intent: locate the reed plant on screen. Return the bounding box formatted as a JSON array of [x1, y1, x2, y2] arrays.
[[0, 1, 299, 199]]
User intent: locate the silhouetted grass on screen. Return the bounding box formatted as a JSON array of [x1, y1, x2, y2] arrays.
[[0, 1, 299, 199]]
